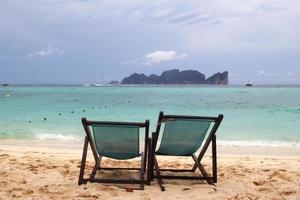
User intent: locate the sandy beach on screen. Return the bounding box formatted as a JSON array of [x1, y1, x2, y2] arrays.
[[0, 140, 299, 200]]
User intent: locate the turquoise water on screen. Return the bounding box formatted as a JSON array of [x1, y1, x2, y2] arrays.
[[0, 86, 299, 147]]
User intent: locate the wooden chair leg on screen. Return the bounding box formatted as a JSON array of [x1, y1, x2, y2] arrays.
[[212, 135, 217, 183], [154, 156, 165, 191], [140, 153, 145, 190], [150, 139, 154, 181], [191, 159, 197, 172], [191, 150, 205, 172], [147, 138, 152, 185], [141, 152, 145, 175], [78, 136, 89, 185], [90, 156, 101, 181], [191, 154, 214, 185]]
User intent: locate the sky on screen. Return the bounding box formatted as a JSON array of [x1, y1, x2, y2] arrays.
[[0, 0, 300, 84]]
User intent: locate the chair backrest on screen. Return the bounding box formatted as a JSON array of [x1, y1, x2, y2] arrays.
[[83, 119, 149, 160], [155, 113, 222, 156]]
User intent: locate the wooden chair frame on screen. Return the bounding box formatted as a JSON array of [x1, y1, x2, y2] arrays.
[[149, 111, 223, 191], [78, 118, 150, 190]]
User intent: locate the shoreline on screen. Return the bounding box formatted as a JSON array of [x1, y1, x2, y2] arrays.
[[1, 138, 300, 159]]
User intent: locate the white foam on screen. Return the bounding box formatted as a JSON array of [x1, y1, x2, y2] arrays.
[[218, 140, 300, 148], [35, 133, 82, 142], [33, 132, 299, 148]]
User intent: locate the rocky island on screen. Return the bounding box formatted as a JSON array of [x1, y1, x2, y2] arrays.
[[121, 69, 228, 85]]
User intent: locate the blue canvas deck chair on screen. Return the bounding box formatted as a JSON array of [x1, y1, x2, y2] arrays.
[[149, 112, 223, 191], [78, 118, 150, 190]]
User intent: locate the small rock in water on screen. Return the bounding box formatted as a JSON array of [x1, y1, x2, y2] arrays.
[[28, 121, 32, 123], [43, 118, 47, 121], [83, 109, 86, 112], [91, 107, 94, 109], [58, 113, 62, 115], [71, 111, 74, 113]]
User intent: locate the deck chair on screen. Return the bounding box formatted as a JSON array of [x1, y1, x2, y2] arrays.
[[149, 112, 223, 191], [78, 118, 150, 190]]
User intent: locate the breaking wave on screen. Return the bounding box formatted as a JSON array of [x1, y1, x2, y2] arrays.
[[35, 133, 82, 142], [218, 140, 300, 147]]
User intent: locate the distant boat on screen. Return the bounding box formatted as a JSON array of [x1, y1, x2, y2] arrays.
[[245, 83, 253, 87], [2, 83, 9, 87], [80, 83, 90, 87]]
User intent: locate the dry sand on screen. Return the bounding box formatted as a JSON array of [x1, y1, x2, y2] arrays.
[[0, 140, 299, 200]]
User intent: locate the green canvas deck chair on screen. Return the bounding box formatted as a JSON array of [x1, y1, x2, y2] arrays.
[[78, 118, 150, 190], [149, 112, 223, 191]]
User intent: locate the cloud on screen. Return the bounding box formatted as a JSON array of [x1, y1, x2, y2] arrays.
[[2, 0, 300, 55], [257, 70, 265, 75], [229, 73, 237, 77], [257, 70, 277, 76], [130, 1, 288, 27], [121, 50, 187, 65], [28, 43, 64, 58], [120, 59, 138, 65], [167, 12, 200, 24], [1, 1, 300, 84], [287, 72, 295, 76], [144, 50, 186, 64]]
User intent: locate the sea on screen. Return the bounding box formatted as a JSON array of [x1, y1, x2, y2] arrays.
[[0, 85, 299, 147]]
